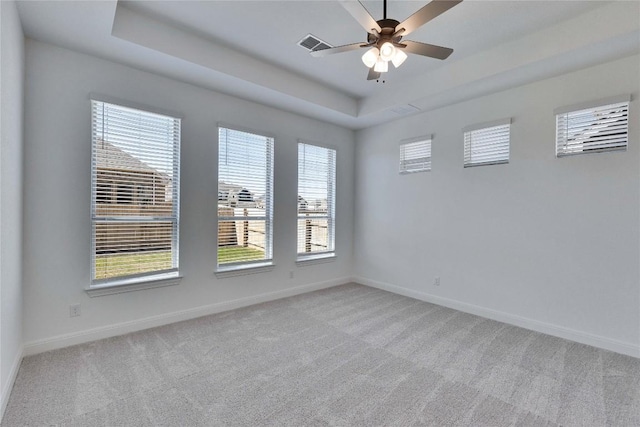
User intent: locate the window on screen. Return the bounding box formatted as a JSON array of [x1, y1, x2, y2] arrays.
[[399, 137, 431, 173], [96, 180, 112, 204], [136, 184, 153, 205], [556, 97, 629, 157], [116, 184, 133, 204], [297, 142, 336, 260], [91, 100, 181, 287], [217, 127, 273, 269], [463, 119, 510, 167]]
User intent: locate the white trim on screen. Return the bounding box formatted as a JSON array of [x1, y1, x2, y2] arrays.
[[89, 93, 184, 119], [399, 134, 433, 146], [214, 263, 275, 278], [463, 159, 509, 168], [23, 277, 352, 356], [86, 274, 182, 297], [296, 253, 336, 265], [399, 170, 431, 175], [297, 138, 339, 152], [1, 345, 23, 422], [217, 122, 275, 141], [553, 94, 631, 116], [353, 276, 640, 359], [462, 117, 512, 134]]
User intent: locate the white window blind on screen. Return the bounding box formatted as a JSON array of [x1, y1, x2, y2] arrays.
[[556, 100, 629, 157], [91, 100, 180, 285], [464, 120, 510, 167], [297, 142, 336, 259], [218, 127, 273, 268], [399, 138, 431, 173]]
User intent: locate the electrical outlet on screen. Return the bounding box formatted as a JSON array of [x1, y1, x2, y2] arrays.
[[69, 304, 81, 317], [289, 271, 294, 279], [434, 277, 440, 287]]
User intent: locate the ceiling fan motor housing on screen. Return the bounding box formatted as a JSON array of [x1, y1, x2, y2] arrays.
[[368, 19, 403, 46]]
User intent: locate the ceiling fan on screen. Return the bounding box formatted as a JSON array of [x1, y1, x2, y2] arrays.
[[311, 0, 462, 80]]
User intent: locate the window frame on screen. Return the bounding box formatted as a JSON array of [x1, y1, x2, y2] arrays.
[[554, 95, 630, 158], [215, 124, 275, 274], [88, 97, 182, 296], [296, 140, 337, 262], [463, 118, 511, 168], [399, 135, 432, 174]]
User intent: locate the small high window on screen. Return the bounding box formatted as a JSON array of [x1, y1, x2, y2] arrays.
[[555, 96, 629, 157], [399, 137, 431, 174], [463, 119, 510, 167]]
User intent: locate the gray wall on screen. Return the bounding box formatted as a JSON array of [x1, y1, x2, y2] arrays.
[[354, 55, 640, 356], [22, 40, 355, 349], [15, 23, 640, 361], [0, 0, 24, 414]]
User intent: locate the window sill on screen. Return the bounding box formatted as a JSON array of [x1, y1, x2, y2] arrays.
[[86, 273, 182, 297], [296, 253, 336, 266], [214, 262, 275, 278]]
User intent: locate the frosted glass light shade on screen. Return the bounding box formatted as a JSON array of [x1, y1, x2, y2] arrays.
[[373, 58, 388, 73], [361, 48, 379, 68], [379, 42, 395, 62], [391, 49, 408, 68]]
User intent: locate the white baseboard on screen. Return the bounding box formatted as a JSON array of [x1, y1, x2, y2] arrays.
[[23, 277, 351, 356], [354, 276, 640, 359], [1, 345, 23, 422]]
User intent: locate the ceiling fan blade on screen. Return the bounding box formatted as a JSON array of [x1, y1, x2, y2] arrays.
[[401, 40, 453, 60], [367, 68, 381, 80], [340, 1, 382, 34], [395, 0, 463, 37], [310, 42, 366, 57]]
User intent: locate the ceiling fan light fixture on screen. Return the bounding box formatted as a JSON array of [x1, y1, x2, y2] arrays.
[[391, 49, 408, 68], [373, 57, 388, 73], [379, 42, 395, 62], [361, 47, 379, 68], [311, 0, 461, 80]]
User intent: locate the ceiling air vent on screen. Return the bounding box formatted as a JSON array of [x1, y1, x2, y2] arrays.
[[298, 34, 333, 52], [389, 104, 421, 116]]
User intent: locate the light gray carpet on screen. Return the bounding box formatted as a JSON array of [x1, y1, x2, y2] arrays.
[[3, 283, 640, 426]]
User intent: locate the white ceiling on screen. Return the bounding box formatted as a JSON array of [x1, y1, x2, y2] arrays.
[[15, 1, 640, 129]]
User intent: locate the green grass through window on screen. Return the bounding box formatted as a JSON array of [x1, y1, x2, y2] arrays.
[[217, 246, 265, 264], [94, 246, 266, 280], [94, 251, 173, 280]]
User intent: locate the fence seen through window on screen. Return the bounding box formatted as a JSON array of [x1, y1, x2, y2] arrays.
[[217, 127, 274, 268], [297, 142, 336, 259], [91, 100, 181, 283]]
